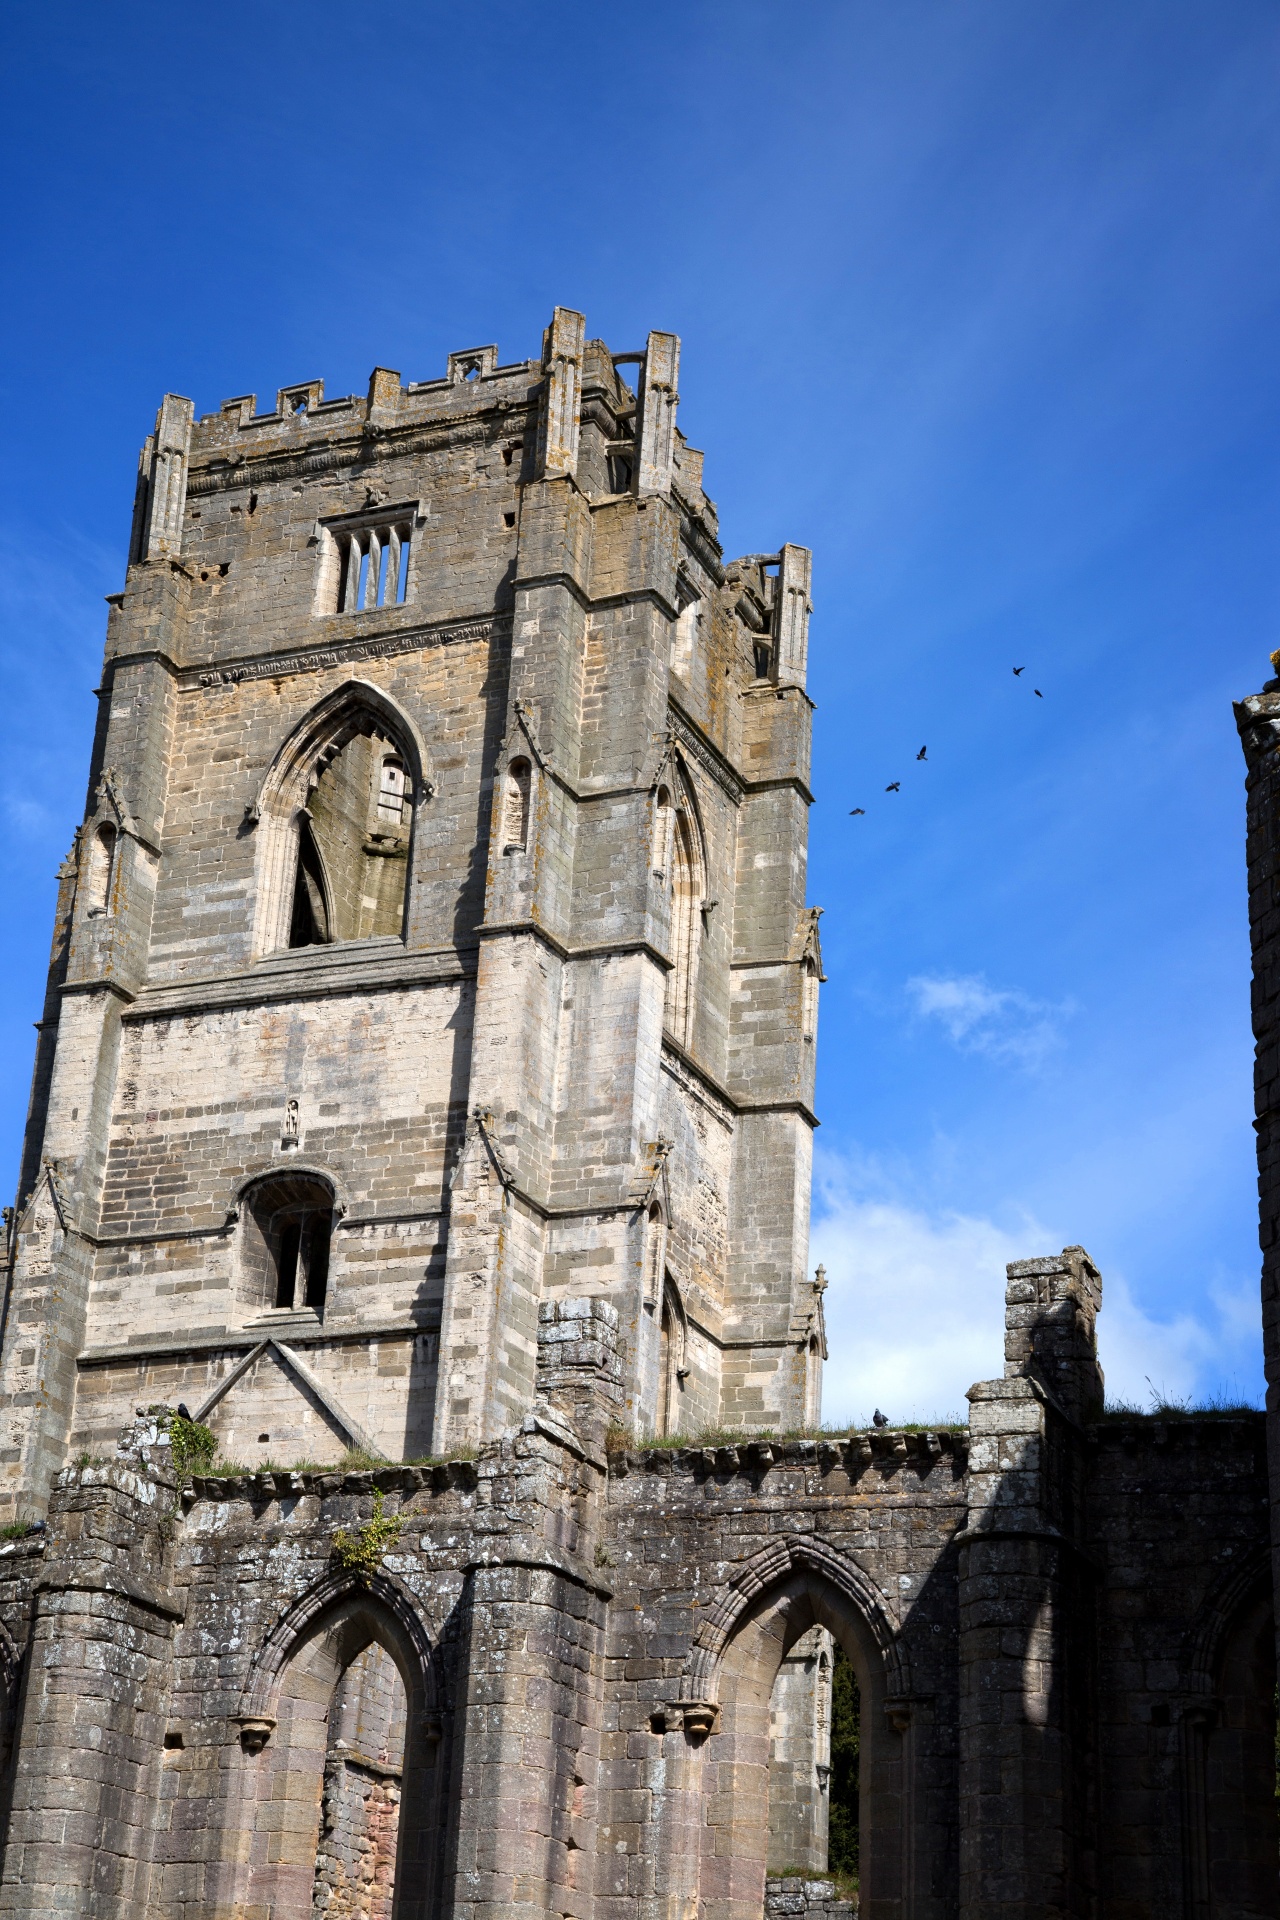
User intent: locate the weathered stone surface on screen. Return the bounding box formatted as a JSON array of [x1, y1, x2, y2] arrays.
[[0, 311, 1270, 1917]]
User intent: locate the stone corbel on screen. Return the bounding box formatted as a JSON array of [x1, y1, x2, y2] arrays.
[[236, 1714, 276, 1754], [652, 1698, 719, 1739]]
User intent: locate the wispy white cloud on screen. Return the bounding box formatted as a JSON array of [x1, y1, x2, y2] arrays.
[[906, 972, 1069, 1068], [811, 1148, 1262, 1426]]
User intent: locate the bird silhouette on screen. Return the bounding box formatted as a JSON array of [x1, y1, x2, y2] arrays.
[[177, 1403, 192, 1422], [1013, 666, 1025, 676], [1034, 688, 1043, 698], [849, 807, 865, 816], [885, 781, 901, 792], [916, 745, 927, 761], [872, 1408, 888, 1428]]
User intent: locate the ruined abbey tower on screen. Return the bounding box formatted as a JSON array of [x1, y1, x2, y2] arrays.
[[0, 311, 1273, 1919], [0, 308, 823, 1499]]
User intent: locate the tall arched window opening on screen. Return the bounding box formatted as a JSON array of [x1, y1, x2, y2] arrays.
[[661, 768, 704, 1050], [706, 1563, 898, 1920], [288, 726, 411, 948], [240, 1174, 334, 1317], [503, 757, 531, 854], [314, 1643, 406, 1915], [234, 1596, 437, 1920], [86, 822, 117, 917]]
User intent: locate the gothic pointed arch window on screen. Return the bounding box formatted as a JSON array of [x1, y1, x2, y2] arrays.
[[658, 762, 705, 1049], [252, 683, 429, 959]]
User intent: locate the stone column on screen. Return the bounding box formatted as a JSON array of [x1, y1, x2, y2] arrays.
[[0, 1459, 181, 1918], [957, 1248, 1100, 1920], [447, 1304, 621, 1920]]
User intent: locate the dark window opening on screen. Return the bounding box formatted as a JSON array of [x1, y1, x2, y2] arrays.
[[289, 816, 332, 948], [248, 491, 258, 515], [754, 641, 773, 680], [608, 453, 633, 494], [242, 1174, 335, 1317], [275, 1219, 301, 1307], [503, 511, 516, 529]]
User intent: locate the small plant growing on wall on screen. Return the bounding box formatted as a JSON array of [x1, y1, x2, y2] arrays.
[[168, 1413, 217, 1483], [331, 1489, 402, 1581]]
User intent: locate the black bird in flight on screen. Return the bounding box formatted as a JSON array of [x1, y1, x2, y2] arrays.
[[1034, 688, 1043, 698], [849, 807, 865, 815], [885, 781, 901, 792], [872, 1408, 889, 1428], [1013, 666, 1025, 675], [917, 745, 927, 760]]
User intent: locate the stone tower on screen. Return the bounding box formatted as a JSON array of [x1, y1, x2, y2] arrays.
[[0, 313, 1271, 1920], [0, 307, 823, 1512]]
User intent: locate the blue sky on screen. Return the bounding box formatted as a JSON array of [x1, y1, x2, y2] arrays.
[[2, 2, 1277, 1419]]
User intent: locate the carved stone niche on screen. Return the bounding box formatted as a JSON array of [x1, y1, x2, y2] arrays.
[[237, 1715, 276, 1754]]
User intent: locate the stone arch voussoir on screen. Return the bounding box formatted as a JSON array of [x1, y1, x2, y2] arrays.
[[239, 1565, 437, 1728], [684, 1532, 910, 1704], [252, 677, 434, 822], [1182, 1545, 1273, 1700]]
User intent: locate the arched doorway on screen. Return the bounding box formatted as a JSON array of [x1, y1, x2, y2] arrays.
[[231, 1578, 440, 1920], [693, 1545, 906, 1920]]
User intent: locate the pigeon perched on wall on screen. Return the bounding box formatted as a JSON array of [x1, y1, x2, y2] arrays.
[[872, 1408, 888, 1428], [177, 1403, 193, 1422]]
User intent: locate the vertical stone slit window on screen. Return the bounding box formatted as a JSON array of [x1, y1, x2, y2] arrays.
[[503, 758, 531, 854], [335, 520, 413, 613], [86, 821, 117, 917], [662, 777, 703, 1050]]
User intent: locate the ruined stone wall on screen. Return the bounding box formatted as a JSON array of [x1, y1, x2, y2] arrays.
[[0, 1360, 1264, 1920]]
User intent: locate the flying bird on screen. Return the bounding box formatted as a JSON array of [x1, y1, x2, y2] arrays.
[[885, 781, 901, 792], [1034, 688, 1043, 698], [849, 807, 865, 816], [916, 745, 927, 760], [1013, 666, 1025, 675], [872, 1408, 888, 1428]]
